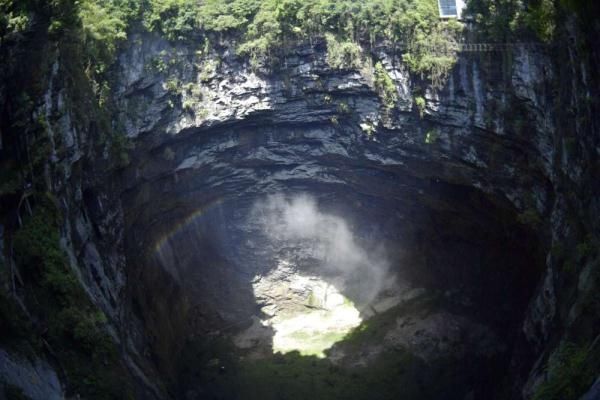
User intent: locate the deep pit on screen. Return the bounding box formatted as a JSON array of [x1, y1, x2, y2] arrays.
[[1, 1, 599, 398], [120, 120, 543, 400]]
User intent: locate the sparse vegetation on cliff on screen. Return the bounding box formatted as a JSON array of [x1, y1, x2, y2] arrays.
[[4, 197, 134, 399], [1, 0, 466, 90], [533, 341, 600, 400]]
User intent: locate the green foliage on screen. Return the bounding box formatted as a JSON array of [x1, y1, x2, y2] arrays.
[[10, 198, 133, 399], [139, 0, 461, 85], [337, 101, 350, 114], [575, 237, 596, 263], [15, 0, 461, 87], [174, 293, 462, 399], [307, 291, 317, 307], [79, 0, 132, 74], [414, 95, 426, 117], [235, 350, 420, 400], [424, 129, 438, 144], [360, 121, 376, 136], [0, 166, 22, 196], [466, 0, 561, 43], [374, 62, 398, 111], [518, 208, 542, 228], [165, 77, 181, 93], [197, 0, 261, 32], [236, 0, 283, 67], [325, 33, 363, 70], [466, 0, 522, 41], [199, 59, 218, 82], [523, 0, 555, 42], [143, 0, 198, 40], [0, 0, 31, 38], [533, 342, 598, 400]]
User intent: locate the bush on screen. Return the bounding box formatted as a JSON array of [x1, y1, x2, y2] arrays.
[[524, 0, 555, 42], [11, 199, 133, 399], [533, 342, 597, 400], [139, 0, 461, 87], [414, 96, 426, 118], [0, 0, 31, 38], [325, 33, 363, 70], [518, 208, 543, 228], [575, 237, 596, 262], [425, 129, 438, 144], [374, 62, 398, 111]]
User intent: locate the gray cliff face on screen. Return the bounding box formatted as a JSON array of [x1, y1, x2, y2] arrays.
[[107, 31, 587, 397], [101, 26, 597, 397], [1, 15, 597, 399]]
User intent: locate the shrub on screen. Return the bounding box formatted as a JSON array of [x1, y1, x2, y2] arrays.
[[424, 129, 438, 144], [325, 33, 363, 70], [374, 62, 398, 111], [11, 199, 133, 399], [337, 102, 350, 114], [414, 96, 426, 118], [575, 237, 596, 262], [518, 208, 543, 228], [523, 0, 555, 43], [533, 342, 597, 400]]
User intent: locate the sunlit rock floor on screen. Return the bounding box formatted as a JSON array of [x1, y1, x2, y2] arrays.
[[251, 260, 362, 357]]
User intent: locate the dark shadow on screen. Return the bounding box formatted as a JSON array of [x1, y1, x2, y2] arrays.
[[120, 112, 545, 399], [173, 294, 504, 400]]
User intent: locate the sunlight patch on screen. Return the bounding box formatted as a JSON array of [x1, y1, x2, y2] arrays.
[[253, 261, 362, 358]]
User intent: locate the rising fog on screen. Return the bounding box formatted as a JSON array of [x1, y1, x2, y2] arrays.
[[250, 194, 393, 305]]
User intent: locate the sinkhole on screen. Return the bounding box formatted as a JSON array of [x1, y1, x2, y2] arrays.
[[123, 127, 543, 399]]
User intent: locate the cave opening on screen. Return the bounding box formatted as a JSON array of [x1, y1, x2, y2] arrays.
[[121, 123, 544, 400]]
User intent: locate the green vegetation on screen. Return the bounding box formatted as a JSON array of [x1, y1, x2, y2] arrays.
[[533, 342, 599, 400], [465, 0, 565, 43], [374, 62, 398, 113], [518, 208, 543, 228], [575, 236, 596, 262], [325, 33, 363, 70], [337, 101, 351, 114], [5, 0, 465, 88], [4, 197, 133, 399], [0, 166, 22, 196], [360, 121, 377, 136], [173, 293, 467, 399], [79, 0, 138, 75], [523, 0, 555, 42], [138, 0, 462, 85], [0, 0, 31, 38], [143, 0, 200, 41], [424, 129, 438, 144], [414, 95, 426, 117], [234, 349, 428, 400]]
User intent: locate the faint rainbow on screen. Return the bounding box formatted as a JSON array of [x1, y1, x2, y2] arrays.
[[152, 197, 226, 255]]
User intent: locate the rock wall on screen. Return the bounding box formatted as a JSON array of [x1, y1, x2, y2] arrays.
[[0, 10, 598, 400]]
